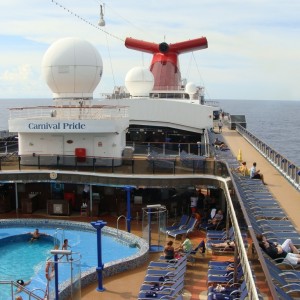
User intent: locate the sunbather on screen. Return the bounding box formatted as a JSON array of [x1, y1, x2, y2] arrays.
[[175, 233, 193, 255], [236, 161, 250, 176], [211, 240, 235, 250], [164, 240, 175, 260], [208, 210, 223, 226], [257, 234, 300, 265]]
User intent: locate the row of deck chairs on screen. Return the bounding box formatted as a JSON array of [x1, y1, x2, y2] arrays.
[[232, 172, 300, 246], [206, 258, 248, 299], [262, 254, 300, 299], [205, 226, 248, 254], [231, 171, 300, 298], [138, 254, 187, 299]]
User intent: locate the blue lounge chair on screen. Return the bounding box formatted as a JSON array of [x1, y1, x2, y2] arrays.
[[207, 265, 243, 277], [146, 260, 187, 277], [146, 262, 186, 276], [165, 215, 189, 232], [274, 284, 300, 300], [148, 256, 187, 270], [138, 277, 184, 300], [167, 217, 197, 239], [264, 257, 300, 281], [207, 267, 244, 285], [207, 281, 247, 300], [208, 260, 240, 270], [144, 266, 186, 284]]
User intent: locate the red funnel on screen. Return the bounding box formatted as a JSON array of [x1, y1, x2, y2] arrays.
[[125, 37, 208, 90]]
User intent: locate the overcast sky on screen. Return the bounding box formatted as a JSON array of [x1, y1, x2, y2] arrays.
[[0, 0, 299, 101]]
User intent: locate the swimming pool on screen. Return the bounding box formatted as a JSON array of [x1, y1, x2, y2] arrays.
[[0, 219, 149, 299]]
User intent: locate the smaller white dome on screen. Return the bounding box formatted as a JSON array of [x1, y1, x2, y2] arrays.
[[125, 67, 154, 97], [185, 82, 197, 94]]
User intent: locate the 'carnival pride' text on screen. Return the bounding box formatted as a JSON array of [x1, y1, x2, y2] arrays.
[[28, 122, 86, 130]]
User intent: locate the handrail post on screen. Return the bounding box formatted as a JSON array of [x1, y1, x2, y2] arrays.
[[112, 158, 115, 173], [18, 156, 21, 170], [131, 158, 134, 174], [56, 155, 60, 169], [124, 186, 133, 233], [93, 157, 96, 172]]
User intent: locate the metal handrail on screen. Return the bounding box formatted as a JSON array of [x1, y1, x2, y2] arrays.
[[222, 177, 261, 300], [228, 169, 279, 300], [116, 215, 127, 237], [236, 124, 300, 190], [0, 280, 44, 300]]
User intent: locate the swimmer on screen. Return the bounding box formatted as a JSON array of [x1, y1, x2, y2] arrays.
[[28, 228, 48, 242], [16, 279, 31, 293]]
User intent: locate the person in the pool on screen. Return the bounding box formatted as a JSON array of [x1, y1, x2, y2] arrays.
[[28, 228, 48, 242], [15, 279, 31, 293]]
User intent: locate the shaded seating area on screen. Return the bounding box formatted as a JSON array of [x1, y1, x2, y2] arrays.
[[179, 150, 205, 170], [147, 151, 176, 170]]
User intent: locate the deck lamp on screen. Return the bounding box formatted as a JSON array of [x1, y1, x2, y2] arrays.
[[91, 220, 107, 292], [125, 186, 134, 233]]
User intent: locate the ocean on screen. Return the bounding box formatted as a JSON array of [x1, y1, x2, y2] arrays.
[[0, 98, 299, 166], [218, 99, 300, 166]]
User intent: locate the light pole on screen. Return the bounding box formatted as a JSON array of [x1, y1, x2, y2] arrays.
[[91, 220, 107, 292], [124, 186, 133, 233]]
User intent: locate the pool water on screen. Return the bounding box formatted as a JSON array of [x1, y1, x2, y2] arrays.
[[0, 225, 139, 299], [0, 235, 53, 280]]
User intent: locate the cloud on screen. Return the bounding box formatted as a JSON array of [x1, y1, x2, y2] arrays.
[[0, 0, 299, 100]]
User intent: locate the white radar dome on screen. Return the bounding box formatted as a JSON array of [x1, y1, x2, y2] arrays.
[[185, 82, 197, 94], [42, 37, 103, 99], [125, 66, 154, 97]]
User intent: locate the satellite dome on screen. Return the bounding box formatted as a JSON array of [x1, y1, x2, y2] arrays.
[[185, 82, 197, 94], [42, 37, 103, 99], [125, 66, 154, 97]]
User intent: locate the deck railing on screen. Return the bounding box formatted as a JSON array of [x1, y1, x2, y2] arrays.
[[223, 177, 262, 300], [0, 152, 229, 178], [0, 280, 44, 300], [236, 124, 300, 190]]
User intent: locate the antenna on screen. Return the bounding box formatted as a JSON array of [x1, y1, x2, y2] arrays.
[[98, 4, 105, 27]]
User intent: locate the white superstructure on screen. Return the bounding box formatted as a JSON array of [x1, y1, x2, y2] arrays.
[[9, 37, 129, 166]]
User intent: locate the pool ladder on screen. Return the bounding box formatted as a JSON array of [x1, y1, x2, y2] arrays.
[[117, 215, 127, 238]]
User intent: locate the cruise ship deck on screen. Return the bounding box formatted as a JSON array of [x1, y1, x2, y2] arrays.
[[1, 124, 299, 300], [79, 126, 300, 300]]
